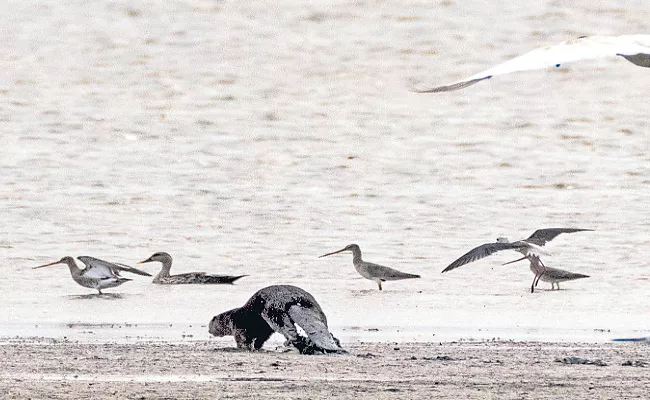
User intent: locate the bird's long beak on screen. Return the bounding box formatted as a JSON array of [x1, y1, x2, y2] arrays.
[[137, 258, 153, 264], [318, 248, 348, 258], [32, 260, 63, 269], [502, 256, 528, 266]]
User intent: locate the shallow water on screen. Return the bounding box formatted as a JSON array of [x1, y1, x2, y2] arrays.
[[1, 0, 649, 343]]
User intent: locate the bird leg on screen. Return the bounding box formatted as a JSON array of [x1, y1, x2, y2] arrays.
[[377, 281, 382, 291], [530, 274, 538, 293], [533, 257, 547, 288]]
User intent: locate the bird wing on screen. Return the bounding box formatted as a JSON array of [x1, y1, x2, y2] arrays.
[[442, 242, 524, 273], [197, 274, 247, 284], [112, 262, 152, 276], [416, 35, 650, 93], [364, 262, 420, 281], [77, 256, 152, 277], [170, 272, 247, 284], [171, 272, 208, 278], [287, 305, 343, 352], [76, 256, 118, 279], [524, 228, 593, 247]]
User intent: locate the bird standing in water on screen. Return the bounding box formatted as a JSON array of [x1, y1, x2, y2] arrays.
[[503, 255, 589, 292], [33, 256, 151, 294], [443, 228, 592, 293], [319, 244, 420, 290], [137, 252, 246, 284]]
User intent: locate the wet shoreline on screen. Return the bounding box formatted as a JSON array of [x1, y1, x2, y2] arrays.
[[2, 340, 648, 399]]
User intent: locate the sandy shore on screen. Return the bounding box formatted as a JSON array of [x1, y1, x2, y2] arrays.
[[1, 339, 648, 399]]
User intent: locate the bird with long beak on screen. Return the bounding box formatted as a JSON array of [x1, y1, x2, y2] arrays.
[[443, 228, 592, 293], [137, 252, 247, 285], [502, 255, 589, 293], [33, 256, 151, 294], [318, 244, 420, 291]]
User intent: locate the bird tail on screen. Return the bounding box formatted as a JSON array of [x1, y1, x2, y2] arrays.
[[566, 273, 589, 279], [386, 272, 420, 280]]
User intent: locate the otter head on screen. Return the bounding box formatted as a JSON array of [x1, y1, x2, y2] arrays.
[[209, 309, 237, 337]]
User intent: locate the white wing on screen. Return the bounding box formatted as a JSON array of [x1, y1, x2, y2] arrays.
[[417, 34, 650, 93], [77, 256, 151, 277], [77, 257, 118, 279], [520, 242, 552, 257]]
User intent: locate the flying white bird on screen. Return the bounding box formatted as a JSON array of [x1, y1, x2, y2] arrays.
[[416, 34, 650, 93]]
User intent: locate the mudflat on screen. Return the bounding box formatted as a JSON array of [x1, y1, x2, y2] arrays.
[[1, 339, 648, 399]]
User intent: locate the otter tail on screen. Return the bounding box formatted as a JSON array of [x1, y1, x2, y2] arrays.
[[288, 305, 345, 353]]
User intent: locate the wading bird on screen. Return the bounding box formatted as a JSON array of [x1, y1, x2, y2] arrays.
[[443, 228, 592, 292], [503, 254, 589, 292], [33, 256, 151, 294], [319, 244, 420, 290]]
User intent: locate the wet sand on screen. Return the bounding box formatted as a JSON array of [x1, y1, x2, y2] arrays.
[[1, 339, 648, 399]]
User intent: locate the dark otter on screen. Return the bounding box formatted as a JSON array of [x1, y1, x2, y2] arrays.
[[209, 285, 345, 354]]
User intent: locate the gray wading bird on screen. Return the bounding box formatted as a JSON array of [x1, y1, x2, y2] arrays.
[[33, 256, 151, 294], [443, 228, 592, 292], [318, 244, 420, 290], [415, 35, 650, 93], [503, 255, 589, 292], [137, 252, 246, 284]]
